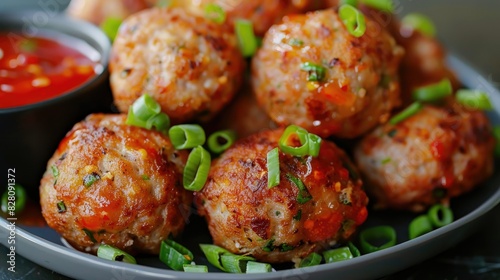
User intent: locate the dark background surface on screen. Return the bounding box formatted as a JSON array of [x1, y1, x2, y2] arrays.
[[1, 0, 500, 279]]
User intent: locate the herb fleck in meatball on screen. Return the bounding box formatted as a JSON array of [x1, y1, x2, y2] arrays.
[[40, 114, 191, 254], [195, 129, 368, 263]]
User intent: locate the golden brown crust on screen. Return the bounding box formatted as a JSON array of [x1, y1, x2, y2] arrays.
[[251, 9, 404, 138], [195, 129, 368, 263], [40, 114, 191, 254], [110, 7, 245, 124], [354, 104, 495, 212]]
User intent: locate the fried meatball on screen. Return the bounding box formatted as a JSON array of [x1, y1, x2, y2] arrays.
[[195, 129, 368, 263], [40, 114, 191, 254], [354, 104, 495, 212], [110, 7, 245, 124], [178, 0, 315, 36], [66, 0, 150, 25], [251, 9, 404, 138]]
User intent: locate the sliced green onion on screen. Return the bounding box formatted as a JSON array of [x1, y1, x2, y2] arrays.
[[286, 173, 312, 204], [307, 133, 322, 157], [262, 238, 275, 252], [83, 172, 100, 188], [133, 94, 161, 122], [267, 148, 280, 188], [97, 244, 136, 264], [279, 125, 310, 156], [246, 261, 272, 273], [220, 253, 255, 273], [82, 228, 97, 243], [100, 17, 122, 42], [200, 244, 230, 271], [235, 19, 258, 57], [1, 184, 26, 214], [126, 106, 148, 128], [401, 13, 436, 37], [408, 215, 433, 239], [19, 39, 37, 52], [183, 264, 208, 273], [183, 146, 211, 191], [323, 246, 353, 263], [427, 204, 454, 228], [169, 124, 206, 150], [51, 165, 59, 178], [381, 157, 391, 164], [456, 89, 493, 111], [339, 4, 367, 38], [146, 113, 170, 134], [412, 79, 452, 102], [293, 209, 302, 221], [299, 252, 322, 267], [300, 62, 326, 82], [359, 225, 397, 253], [159, 239, 194, 271], [204, 3, 226, 24], [389, 102, 423, 125], [207, 130, 236, 154], [493, 126, 500, 157], [360, 0, 393, 12], [57, 201, 67, 213], [347, 241, 361, 257]]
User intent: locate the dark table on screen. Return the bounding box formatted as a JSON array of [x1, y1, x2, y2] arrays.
[[1, 0, 500, 279]]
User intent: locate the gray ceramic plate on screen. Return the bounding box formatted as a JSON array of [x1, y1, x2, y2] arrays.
[[1, 56, 500, 280]]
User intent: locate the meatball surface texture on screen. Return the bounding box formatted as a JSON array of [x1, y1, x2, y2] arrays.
[[110, 7, 245, 124], [251, 9, 404, 138], [40, 114, 191, 254], [354, 104, 494, 212], [196, 129, 368, 263]]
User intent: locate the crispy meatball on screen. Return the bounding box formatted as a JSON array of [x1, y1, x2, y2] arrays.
[[251, 9, 404, 138], [354, 104, 495, 212], [66, 0, 150, 25], [195, 129, 368, 263], [178, 0, 316, 36], [110, 7, 245, 124], [40, 114, 191, 254]]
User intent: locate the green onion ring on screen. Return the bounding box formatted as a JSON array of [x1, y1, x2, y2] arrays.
[[456, 89, 493, 111], [389, 102, 423, 125], [493, 126, 500, 157], [169, 124, 206, 150], [246, 261, 272, 273], [220, 253, 256, 273], [359, 225, 397, 253], [235, 19, 258, 57], [183, 146, 211, 191], [97, 244, 136, 264], [408, 215, 433, 239], [285, 173, 312, 204], [131, 94, 161, 122], [199, 244, 230, 271], [401, 13, 436, 37], [412, 79, 452, 102], [427, 204, 454, 228], [307, 133, 322, 157], [146, 113, 170, 135], [159, 239, 194, 271], [339, 4, 367, 38], [300, 62, 327, 82], [299, 252, 322, 267], [267, 148, 280, 188], [207, 130, 237, 154], [204, 3, 226, 24], [323, 246, 353, 263], [279, 125, 310, 156]]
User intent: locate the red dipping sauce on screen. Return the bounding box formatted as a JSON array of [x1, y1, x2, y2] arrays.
[[0, 33, 101, 109]]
